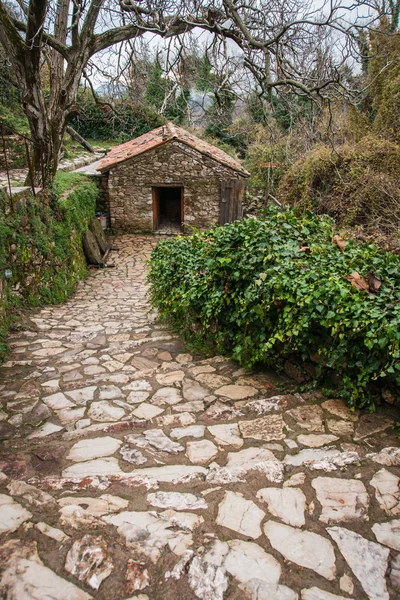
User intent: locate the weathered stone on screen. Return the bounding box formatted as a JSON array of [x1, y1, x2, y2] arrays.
[[216, 491, 265, 539], [65, 386, 97, 405], [186, 440, 218, 464], [120, 445, 147, 465], [372, 519, 400, 551], [99, 385, 123, 400], [59, 494, 128, 528], [151, 387, 182, 406], [264, 521, 336, 580], [215, 384, 258, 400], [195, 373, 231, 388], [0, 539, 93, 599], [182, 379, 208, 401], [326, 420, 354, 437], [368, 447, 400, 466], [353, 414, 393, 441], [88, 401, 125, 422], [132, 403, 164, 420], [256, 487, 306, 527], [339, 574, 354, 595], [301, 588, 349, 600], [173, 400, 205, 413], [171, 425, 205, 439], [389, 553, 400, 593], [27, 422, 63, 438], [123, 380, 152, 392], [35, 521, 69, 542], [205, 539, 281, 586], [284, 448, 359, 471], [103, 511, 192, 562], [311, 477, 369, 522], [155, 370, 185, 385], [239, 415, 285, 442], [158, 509, 204, 531], [156, 412, 196, 427], [62, 457, 122, 478], [67, 436, 122, 462], [286, 405, 324, 432], [7, 480, 57, 509], [127, 429, 184, 453], [240, 579, 298, 600], [208, 423, 243, 448], [321, 399, 359, 421], [210, 447, 284, 484], [64, 535, 113, 590], [297, 434, 339, 448], [283, 472, 306, 488], [327, 526, 389, 600], [242, 396, 289, 415], [187, 555, 228, 600], [370, 468, 400, 515], [131, 465, 207, 483], [147, 491, 208, 510], [0, 493, 32, 533], [125, 559, 150, 594], [57, 406, 86, 424]]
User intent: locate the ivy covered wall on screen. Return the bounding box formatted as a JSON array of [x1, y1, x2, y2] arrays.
[[0, 172, 98, 360]]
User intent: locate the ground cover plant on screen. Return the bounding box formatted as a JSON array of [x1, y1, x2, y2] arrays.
[[148, 208, 400, 409]]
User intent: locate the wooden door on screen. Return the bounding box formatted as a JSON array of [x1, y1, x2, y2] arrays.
[[152, 188, 160, 230], [219, 179, 245, 225]]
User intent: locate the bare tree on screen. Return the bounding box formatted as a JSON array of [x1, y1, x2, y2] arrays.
[[0, 0, 391, 184]]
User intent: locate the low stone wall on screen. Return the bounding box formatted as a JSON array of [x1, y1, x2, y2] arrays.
[[108, 140, 242, 233]]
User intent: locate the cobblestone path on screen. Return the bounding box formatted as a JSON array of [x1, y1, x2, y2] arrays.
[[0, 235, 399, 600]]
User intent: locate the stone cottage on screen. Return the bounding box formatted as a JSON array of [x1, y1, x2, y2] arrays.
[[97, 122, 249, 233]]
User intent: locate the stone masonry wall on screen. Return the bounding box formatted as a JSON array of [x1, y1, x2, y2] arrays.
[[107, 140, 242, 233]]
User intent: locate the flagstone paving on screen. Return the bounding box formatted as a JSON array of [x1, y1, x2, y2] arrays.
[[0, 234, 399, 600]]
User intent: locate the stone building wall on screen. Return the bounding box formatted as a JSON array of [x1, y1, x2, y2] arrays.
[[107, 140, 243, 232]]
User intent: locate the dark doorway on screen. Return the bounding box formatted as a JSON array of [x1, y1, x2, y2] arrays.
[[153, 186, 183, 232]]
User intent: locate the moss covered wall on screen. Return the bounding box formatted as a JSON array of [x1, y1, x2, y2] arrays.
[[0, 172, 98, 361]]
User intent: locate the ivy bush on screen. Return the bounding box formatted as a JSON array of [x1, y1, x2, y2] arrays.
[[148, 208, 400, 408], [0, 172, 97, 361]]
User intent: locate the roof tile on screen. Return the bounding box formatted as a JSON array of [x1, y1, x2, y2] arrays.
[[97, 122, 249, 175]]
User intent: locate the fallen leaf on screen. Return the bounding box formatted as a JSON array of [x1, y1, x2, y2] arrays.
[[368, 272, 382, 294], [347, 271, 371, 294], [333, 235, 346, 252], [299, 246, 311, 253]]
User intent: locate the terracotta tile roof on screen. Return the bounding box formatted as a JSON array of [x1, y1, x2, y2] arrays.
[[97, 122, 249, 175]]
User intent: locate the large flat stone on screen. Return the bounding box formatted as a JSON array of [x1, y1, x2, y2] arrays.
[[284, 448, 359, 471], [321, 399, 359, 421], [186, 440, 218, 464], [370, 468, 400, 515], [67, 436, 122, 462], [208, 424, 243, 448], [239, 415, 285, 442], [301, 588, 349, 600], [103, 511, 192, 563], [0, 493, 32, 534], [285, 405, 324, 432], [311, 477, 369, 522], [204, 539, 281, 585], [297, 434, 339, 448], [215, 385, 258, 400], [88, 401, 125, 422], [353, 414, 393, 441], [372, 519, 400, 551], [264, 521, 336, 580], [327, 526, 389, 600], [132, 464, 207, 483], [147, 491, 207, 511], [127, 429, 184, 454], [64, 535, 113, 590], [0, 539, 93, 599], [256, 487, 306, 527], [216, 491, 265, 539], [62, 457, 122, 477], [240, 580, 298, 600], [151, 387, 182, 406]]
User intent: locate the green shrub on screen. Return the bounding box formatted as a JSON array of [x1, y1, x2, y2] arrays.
[[0, 173, 97, 361], [277, 136, 400, 237], [148, 208, 400, 408]]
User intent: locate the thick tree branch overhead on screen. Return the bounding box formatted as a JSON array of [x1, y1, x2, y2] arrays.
[[0, 0, 396, 184]]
